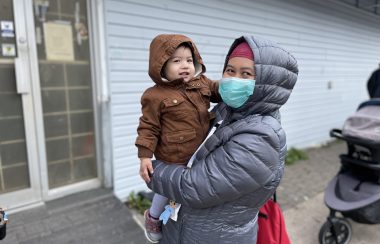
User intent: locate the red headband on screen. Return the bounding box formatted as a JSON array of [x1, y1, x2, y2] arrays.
[[229, 41, 254, 61]]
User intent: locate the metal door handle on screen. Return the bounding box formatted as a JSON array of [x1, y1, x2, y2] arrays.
[[18, 37, 27, 44], [14, 57, 30, 94]]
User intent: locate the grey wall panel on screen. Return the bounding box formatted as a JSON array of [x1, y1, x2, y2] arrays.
[[104, 0, 380, 200]]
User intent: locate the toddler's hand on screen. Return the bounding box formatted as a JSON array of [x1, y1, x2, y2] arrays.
[[139, 158, 153, 183]]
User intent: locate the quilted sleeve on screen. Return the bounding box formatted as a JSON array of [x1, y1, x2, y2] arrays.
[[148, 121, 282, 208]]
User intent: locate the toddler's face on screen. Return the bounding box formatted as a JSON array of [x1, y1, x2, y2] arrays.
[[163, 46, 195, 83]]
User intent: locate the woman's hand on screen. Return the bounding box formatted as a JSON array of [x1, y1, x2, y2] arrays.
[[139, 157, 154, 183]]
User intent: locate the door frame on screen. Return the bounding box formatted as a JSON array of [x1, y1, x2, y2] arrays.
[[89, 0, 113, 188], [24, 0, 105, 202], [0, 0, 43, 211], [1, 0, 111, 211]]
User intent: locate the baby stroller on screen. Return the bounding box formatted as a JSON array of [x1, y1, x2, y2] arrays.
[[0, 208, 7, 240], [319, 98, 380, 244]]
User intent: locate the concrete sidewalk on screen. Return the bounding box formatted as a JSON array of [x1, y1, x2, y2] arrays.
[[279, 141, 380, 244], [132, 141, 380, 244], [1, 188, 148, 244], [2, 141, 379, 243], [284, 192, 380, 244]]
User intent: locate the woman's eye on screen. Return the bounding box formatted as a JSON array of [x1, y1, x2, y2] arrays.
[[242, 72, 253, 78], [173, 59, 180, 63], [226, 68, 234, 74], [187, 59, 193, 63]]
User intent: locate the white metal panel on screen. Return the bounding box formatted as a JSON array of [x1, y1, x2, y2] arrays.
[[104, 0, 380, 200]]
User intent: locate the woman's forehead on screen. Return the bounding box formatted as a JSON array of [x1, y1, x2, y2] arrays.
[[226, 57, 254, 70]]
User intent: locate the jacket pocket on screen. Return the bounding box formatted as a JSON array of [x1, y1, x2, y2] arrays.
[[166, 129, 196, 143], [162, 97, 190, 120], [162, 97, 185, 108]]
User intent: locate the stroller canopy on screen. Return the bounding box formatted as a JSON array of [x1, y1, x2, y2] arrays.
[[342, 99, 380, 143]]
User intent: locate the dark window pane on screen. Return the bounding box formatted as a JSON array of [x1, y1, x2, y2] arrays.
[[44, 114, 69, 138], [0, 142, 27, 166], [46, 139, 70, 162], [74, 157, 97, 180], [48, 161, 71, 188], [3, 164, 30, 192]]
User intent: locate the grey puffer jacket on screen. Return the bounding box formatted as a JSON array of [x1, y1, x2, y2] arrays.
[[147, 35, 298, 244]]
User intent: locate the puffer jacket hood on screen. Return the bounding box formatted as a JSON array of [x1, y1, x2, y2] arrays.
[[223, 36, 298, 122], [149, 34, 205, 86]]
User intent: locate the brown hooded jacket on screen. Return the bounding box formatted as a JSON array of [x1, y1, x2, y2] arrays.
[[135, 34, 221, 164]]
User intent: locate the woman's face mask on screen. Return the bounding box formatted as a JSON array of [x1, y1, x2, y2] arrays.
[[220, 57, 256, 108], [218, 77, 255, 108]]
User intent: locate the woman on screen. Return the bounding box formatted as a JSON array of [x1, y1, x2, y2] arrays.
[[147, 35, 298, 243]]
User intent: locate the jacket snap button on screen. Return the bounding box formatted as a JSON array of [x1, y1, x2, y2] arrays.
[[173, 99, 178, 104], [179, 136, 184, 140], [197, 83, 200, 86]]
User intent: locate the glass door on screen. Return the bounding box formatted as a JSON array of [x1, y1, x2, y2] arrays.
[[0, 0, 42, 209], [0, 0, 99, 208], [32, 0, 98, 193]]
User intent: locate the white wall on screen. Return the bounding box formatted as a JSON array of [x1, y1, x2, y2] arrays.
[[103, 0, 380, 200]]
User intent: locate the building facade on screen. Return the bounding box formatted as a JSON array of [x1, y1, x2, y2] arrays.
[[0, 0, 379, 210]]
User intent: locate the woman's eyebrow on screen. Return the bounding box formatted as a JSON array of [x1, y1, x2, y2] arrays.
[[241, 67, 254, 71]]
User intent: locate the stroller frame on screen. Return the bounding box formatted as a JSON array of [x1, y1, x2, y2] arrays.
[[319, 128, 380, 244]]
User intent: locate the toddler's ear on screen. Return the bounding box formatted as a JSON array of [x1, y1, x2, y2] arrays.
[[161, 61, 168, 79], [160, 70, 166, 79]]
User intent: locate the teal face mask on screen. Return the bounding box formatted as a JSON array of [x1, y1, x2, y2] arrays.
[[218, 77, 255, 108]]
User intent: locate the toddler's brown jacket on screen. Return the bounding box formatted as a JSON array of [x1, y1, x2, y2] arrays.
[[135, 34, 220, 164]]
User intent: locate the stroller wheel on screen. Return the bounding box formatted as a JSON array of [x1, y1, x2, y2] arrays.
[[0, 224, 6, 240], [319, 217, 352, 244]]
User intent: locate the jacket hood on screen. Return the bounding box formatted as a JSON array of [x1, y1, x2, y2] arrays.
[[149, 34, 205, 86], [223, 36, 298, 121]]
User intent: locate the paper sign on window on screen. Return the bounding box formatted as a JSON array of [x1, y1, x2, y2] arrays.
[[1, 21, 15, 37], [43, 22, 74, 61], [1, 43, 16, 57]]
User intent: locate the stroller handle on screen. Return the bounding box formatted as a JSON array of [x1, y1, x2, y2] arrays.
[[330, 129, 380, 147], [330, 129, 345, 140]]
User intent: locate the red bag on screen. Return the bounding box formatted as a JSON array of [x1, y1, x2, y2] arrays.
[[257, 197, 291, 244]]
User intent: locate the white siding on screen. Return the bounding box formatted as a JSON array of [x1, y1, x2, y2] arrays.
[[104, 0, 380, 200]]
